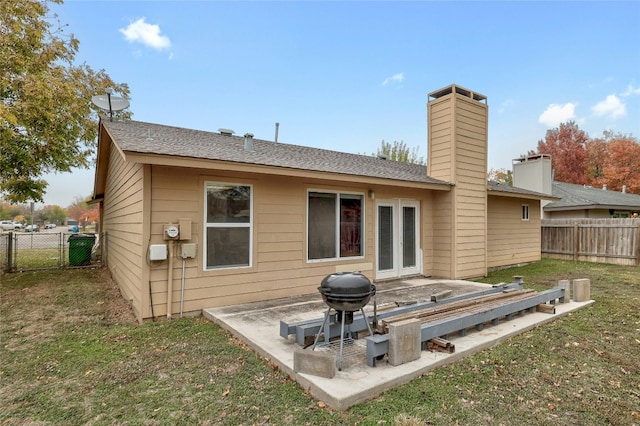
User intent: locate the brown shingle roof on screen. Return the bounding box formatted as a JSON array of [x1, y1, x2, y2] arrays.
[[103, 119, 451, 185], [487, 181, 557, 199]]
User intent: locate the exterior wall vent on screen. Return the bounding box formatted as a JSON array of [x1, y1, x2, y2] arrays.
[[218, 128, 235, 136]]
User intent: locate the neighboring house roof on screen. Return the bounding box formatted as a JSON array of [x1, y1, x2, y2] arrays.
[[101, 119, 451, 187], [545, 181, 640, 211], [487, 181, 558, 200]]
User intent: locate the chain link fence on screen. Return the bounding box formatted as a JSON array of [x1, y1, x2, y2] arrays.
[[0, 230, 104, 273]]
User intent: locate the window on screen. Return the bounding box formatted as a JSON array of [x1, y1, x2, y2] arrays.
[[308, 191, 363, 260], [522, 204, 530, 221], [205, 182, 252, 269]]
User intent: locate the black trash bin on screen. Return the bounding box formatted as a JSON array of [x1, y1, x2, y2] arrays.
[[68, 234, 96, 266]]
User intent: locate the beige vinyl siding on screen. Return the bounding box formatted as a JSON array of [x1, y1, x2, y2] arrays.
[[452, 94, 488, 279], [487, 195, 541, 268], [431, 191, 453, 277], [140, 166, 438, 317], [427, 97, 455, 182], [427, 89, 489, 279], [103, 146, 145, 321]]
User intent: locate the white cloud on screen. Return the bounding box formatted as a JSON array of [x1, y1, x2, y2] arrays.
[[538, 103, 576, 127], [621, 84, 640, 97], [382, 72, 404, 86], [591, 94, 626, 119], [120, 18, 171, 51], [497, 98, 514, 114]]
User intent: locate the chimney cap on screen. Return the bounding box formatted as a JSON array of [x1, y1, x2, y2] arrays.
[[428, 84, 487, 103]]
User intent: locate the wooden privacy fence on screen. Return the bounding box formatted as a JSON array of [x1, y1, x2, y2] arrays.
[[541, 218, 640, 266]]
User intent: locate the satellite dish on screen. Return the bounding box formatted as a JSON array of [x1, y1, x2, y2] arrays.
[[91, 90, 129, 121]]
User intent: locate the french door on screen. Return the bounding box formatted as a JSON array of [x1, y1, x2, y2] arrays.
[[375, 199, 421, 280]]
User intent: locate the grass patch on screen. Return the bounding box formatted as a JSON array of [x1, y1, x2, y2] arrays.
[[1, 260, 639, 425]]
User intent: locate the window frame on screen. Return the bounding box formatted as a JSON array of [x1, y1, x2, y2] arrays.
[[306, 189, 365, 262], [203, 181, 253, 270], [521, 204, 530, 221]]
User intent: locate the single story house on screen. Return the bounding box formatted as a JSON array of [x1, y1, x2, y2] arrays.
[[513, 154, 640, 218], [92, 84, 552, 322]]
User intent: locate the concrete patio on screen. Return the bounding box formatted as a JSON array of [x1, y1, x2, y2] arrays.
[[203, 277, 593, 410]]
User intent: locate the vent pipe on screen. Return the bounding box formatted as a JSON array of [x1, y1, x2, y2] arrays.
[[622, 185, 626, 193], [602, 184, 607, 190], [244, 133, 254, 151], [274, 122, 280, 143]]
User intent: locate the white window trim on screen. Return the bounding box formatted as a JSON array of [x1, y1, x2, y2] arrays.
[[306, 189, 365, 262], [203, 181, 253, 270], [521, 204, 530, 221]]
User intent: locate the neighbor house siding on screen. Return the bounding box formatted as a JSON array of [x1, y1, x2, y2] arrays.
[[487, 195, 541, 268], [103, 146, 145, 320]]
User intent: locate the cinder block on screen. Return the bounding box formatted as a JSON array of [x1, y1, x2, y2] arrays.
[[557, 279, 571, 303], [573, 278, 591, 302], [388, 318, 421, 366], [293, 349, 336, 378]]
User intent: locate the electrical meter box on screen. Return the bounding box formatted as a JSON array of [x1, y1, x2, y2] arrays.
[[149, 244, 168, 261], [181, 243, 197, 259]]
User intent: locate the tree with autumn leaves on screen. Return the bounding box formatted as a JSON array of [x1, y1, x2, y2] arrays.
[[67, 196, 99, 230], [534, 121, 640, 194]]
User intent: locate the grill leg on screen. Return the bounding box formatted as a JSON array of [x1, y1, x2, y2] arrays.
[[311, 308, 331, 351], [361, 307, 374, 336], [338, 310, 346, 371]]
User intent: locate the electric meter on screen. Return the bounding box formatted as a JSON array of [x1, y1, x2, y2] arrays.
[[164, 224, 179, 240]]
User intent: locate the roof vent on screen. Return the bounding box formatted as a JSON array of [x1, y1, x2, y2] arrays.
[[218, 128, 235, 136], [244, 133, 254, 151], [602, 184, 607, 191], [377, 154, 387, 160]]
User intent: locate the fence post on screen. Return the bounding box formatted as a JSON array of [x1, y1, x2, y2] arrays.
[[8, 232, 14, 272], [637, 221, 640, 266], [573, 223, 579, 261]]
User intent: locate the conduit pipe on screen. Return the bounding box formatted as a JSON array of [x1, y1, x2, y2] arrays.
[[167, 240, 174, 319], [180, 258, 186, 318]]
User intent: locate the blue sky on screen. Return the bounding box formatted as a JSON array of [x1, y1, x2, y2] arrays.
[[42, 0, 640, 207]]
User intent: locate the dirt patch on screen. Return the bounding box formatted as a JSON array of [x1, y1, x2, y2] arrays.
[[1, 268, 136, 352], [97, 268, 138, 325]]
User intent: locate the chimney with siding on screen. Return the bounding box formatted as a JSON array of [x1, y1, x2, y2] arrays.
[[427, 84, 488, 279], [512, 153, 553, 218]]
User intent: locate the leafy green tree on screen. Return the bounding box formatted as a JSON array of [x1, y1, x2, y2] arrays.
[[39, 204, 67, 225], [0, 200, 23, 220], [373, 140, 424, 164], [0, 0, 130, 204]]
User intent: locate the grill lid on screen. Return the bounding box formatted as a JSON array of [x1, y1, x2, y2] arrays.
[[318, 272, 376, 311]]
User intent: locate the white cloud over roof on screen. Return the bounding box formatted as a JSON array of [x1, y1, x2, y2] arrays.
[[538, 103, 576, 127], [120, 18, 171, 51], [591, 94, 626, 119], [382, 72, 404, 86]]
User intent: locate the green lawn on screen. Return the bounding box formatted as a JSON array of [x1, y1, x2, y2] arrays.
[[1, 260, 639, 425]]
